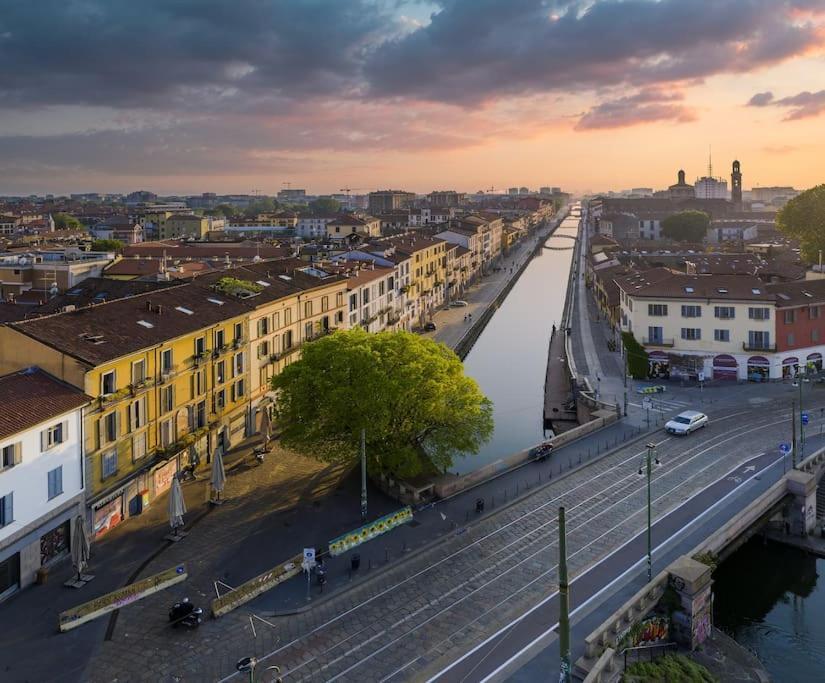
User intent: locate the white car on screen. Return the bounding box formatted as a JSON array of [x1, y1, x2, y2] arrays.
[[449, 300, 469, 307], [665, 410, 708, 435]]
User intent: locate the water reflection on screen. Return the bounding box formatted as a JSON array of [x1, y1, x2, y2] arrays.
[[455, 221, 578, 474], [713, 537, 825, 682]]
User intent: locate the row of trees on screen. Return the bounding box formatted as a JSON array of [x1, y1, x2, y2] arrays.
[[777, 184, 825, 262], [204, 197, 342, 219]]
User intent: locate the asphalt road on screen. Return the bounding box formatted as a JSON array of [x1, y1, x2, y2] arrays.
[[205, 397, 824, 683]]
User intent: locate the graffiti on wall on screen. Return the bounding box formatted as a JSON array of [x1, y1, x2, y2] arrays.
[[618, 615, 669, 651]]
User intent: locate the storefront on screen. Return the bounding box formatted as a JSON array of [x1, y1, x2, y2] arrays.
[[807, 352, 823, 373], [782, 357, 800, 379], [40, 520, 69, 566], [712, 354, 738, 381], [747, 356, 770, 382], [93, 492, 124, 539], [0, 553, 20, 602], [648, 351, 670, 379]]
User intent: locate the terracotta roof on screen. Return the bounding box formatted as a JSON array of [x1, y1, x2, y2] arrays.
[[0, 368, 92, 440], [767, 279, 825, 308], [617, 270, 775, 302], [344, 266, 393, 288]]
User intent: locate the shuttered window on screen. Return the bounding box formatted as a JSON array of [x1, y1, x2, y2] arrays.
[[40, 421, 68, 451], [47, 466, 63, 500], [1, 442, 22, 469], [0, 493, 12, 527]]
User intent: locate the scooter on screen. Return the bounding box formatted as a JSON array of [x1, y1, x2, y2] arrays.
[[253, 445, 267, 464], [169, 598, 203, 628]]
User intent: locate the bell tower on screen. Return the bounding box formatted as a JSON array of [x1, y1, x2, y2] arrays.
[[731, 160, 742, 207]]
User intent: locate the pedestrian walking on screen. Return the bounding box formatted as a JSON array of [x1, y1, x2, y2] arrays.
[[463, 314, 467, 322], [468, 313, 472, 321]]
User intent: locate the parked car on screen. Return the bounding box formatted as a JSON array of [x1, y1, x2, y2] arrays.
[[665, 410, 708, 435], [424, 322, 437, 331], [530, 442, 554, 462], [449, 300, 469, 308]]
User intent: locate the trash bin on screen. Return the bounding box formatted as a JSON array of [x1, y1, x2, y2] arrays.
[[475, 498, 485, 514], [351, 554, 361, 571]]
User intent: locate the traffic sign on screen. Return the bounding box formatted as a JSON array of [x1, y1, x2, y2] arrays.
[[698, 371, 705, 383], [302, 547, 316, 571], [802, 412, 809, 425], [642, 397, 652, 410], [780, 443, 792, 454]]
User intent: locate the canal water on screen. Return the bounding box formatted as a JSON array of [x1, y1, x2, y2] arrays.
[[713, 537, 825, 682], [455, 216, 579, 474]]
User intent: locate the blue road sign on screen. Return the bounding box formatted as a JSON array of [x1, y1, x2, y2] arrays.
[[780, 443, 791, 454], [802, 412, 809, 425]]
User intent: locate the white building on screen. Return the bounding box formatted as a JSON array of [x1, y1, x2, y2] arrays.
[[344, 266, 398, 332], [694, 176, 729, 200], [296, 216, 338, 239], [0, 368, 90, 600], [618, 270, 776, 380]]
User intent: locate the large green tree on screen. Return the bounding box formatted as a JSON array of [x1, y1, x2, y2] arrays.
[[660, 210, 710, 243], [308, 197, 341, 215], [53, 212, 84, 230], [271, 329, 493, 478], [91, 238, 125, 253], [777, 184, 825, 262]]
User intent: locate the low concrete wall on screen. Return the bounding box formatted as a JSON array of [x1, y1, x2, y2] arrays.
[[433, 410, 619, 499]]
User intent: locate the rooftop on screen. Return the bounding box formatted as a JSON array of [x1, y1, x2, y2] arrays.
[[617, 270, 774, 301], [0, 367, 92, 440]]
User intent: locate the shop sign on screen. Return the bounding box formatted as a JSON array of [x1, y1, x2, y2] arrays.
[[328, 506, 413, 557], [93, 497, 123, 538]]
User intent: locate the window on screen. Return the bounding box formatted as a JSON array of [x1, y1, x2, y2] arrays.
[[784, 310, 796, 324], [714, 329, 730, 342], [258, 341, 269, 358], [194, 336, 205, 357], [41, 422, 66, 451], [648, 304, 668, 316], [233, 352, 244, 376], [349, 293, 358, 312], [304, 301, 312, 318], [131, 359, 146, 385], [378, 281, 385, 297], [1, 443, 21, 470], [195, 400, 206, 429], [681, 305, 701, 318], [128, 398, 146, 430], [284, 308, 292, 325], [232, 379, 245, 401], [749, 307, 770, 320], [234, 322, 243, 342], [0, 493, 13, 527], [102, 411, 118, 443], [681, 328, 701, 340], [215, 389, 226, 411], [336, 292, 344, 307], [214, 328, 225, 349], [748, 331, 771, 349], [133, 432, 146, 460], [47, 466, 63, 500], [714, 306, 735, 319], [101, 451, 117, 479], [322, 296, 329, 312], [811, 306, 821, 320], [814, 329, 821, 343], [161, 385, 174, 413], [305, 322, 313, 339], [160, 419, 174, 447], [647, 326, 663, 343], [788, 333, 796, 346], [161, 348, 173, 373], [272, 312, 280, 329], [216, 360, 225, 384], [101, 370, 116, 395], [257, 317, 269, 336], [363, 289, 371, 304], [283, 330, 293, 350]]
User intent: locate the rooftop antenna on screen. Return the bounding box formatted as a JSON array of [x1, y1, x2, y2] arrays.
[[707, 145, 713, 179]]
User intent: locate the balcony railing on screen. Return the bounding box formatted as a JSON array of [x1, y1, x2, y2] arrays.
[[643, 337, 674, 347], [742, 341, 776, 352]]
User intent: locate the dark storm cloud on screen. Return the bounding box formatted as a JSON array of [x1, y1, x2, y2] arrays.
[[364, 0, 819, 104], [575, 89, 695, 130], [747, 89, 825, 120], [0, 0, 394, 109]]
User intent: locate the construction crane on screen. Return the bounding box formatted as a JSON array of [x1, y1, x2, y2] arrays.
[[339, 187, 364, 196], [282, 181, 292, 190], [486, 186, 497, 194]]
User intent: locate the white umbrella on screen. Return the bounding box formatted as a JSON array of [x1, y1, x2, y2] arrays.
[[70, 515, 91, 581], [168, 477, 187, 534], [260, 408, 271, 447], [211, 442, 226, 502]]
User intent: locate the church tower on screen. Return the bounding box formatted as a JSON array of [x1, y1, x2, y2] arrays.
[[731, 160, 742, 207]]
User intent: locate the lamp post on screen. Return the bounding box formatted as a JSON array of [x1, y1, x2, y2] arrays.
[[792, 370, 810, 463], [558, 506, 571, 683], [360, 428, 368, 521], [639, 442, 660, 582], [623, 343, 629, 417]]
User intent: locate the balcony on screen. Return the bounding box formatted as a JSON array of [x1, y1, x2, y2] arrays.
[[742, 341, 776, 352], [643, 337, 674, 348]]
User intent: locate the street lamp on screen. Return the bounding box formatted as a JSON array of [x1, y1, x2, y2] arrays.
[[792, 369, 810, 461], [638, 443, 660, 582]]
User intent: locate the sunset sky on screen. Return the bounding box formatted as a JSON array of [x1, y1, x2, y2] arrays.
[[1, 0, 823, 196]]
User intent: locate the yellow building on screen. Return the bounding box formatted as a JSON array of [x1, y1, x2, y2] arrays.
[[0, 283, 252, 537], [380, 235, 448, 325], [159, 214, 211, 240]]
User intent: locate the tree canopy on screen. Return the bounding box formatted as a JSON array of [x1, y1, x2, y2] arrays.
[[308, 197, 341, 215], [777, 184, 825, 262], [91, 238, 125, 253], [660, 210, 709, 243], [205, 203, 237, 218], [271, 329, 493, 478], [244, 197, 279, 215], [53, 212, 84, 231]]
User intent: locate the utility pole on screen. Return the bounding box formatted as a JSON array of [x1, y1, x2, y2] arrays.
[[641, 443, 658, 582], [360, 428, 368, 521], [558, 506, 571, 683], [623, 343, 628, 417], [792, 399, 797, 470]]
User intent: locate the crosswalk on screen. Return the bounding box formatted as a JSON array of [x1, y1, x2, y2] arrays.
[[628, 397, 692, 414]]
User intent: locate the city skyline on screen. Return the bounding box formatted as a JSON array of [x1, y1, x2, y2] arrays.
[[1, 0, 823, 195]]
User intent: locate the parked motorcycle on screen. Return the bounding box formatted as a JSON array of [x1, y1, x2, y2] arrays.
[[169, 598, 203, 628]]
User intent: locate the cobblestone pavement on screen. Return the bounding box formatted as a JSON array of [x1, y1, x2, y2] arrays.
[[83, 397, 824, 682]]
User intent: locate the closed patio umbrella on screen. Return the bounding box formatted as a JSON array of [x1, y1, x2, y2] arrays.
[[168, 477, 187, 536], [211, 442, 226, 503], [260, 408, 271, 448], [70, 515, 91, 582]]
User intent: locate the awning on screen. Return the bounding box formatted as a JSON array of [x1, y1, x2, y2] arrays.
[[747, 356, 770, 367], [782, 357, 799, 366]]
